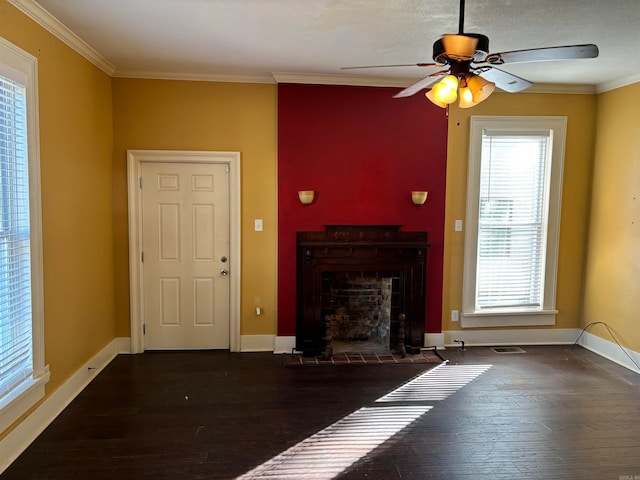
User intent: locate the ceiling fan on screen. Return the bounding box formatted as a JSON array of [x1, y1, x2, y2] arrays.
[[343, 0, 599, 108]]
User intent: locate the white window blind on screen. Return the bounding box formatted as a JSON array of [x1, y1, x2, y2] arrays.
[[0, 73, 33, 401], [476, 129, 551, 310], [463, 116, 565, 328]]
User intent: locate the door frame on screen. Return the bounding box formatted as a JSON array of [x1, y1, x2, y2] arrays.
[[127, 150, 241, 353]]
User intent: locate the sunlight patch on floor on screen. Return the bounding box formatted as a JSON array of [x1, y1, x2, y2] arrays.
[[376, 363, 492, 402], [236, 405, 431, 479], [236, 363, 492, 479]]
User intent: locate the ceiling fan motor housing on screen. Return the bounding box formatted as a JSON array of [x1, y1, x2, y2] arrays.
[[433, 33, 490, 64]]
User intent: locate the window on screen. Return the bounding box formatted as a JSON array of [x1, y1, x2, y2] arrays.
[[0, 36, 46, 433], [462, 116, 566, 328]]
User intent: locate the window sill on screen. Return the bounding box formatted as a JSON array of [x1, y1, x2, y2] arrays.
[[461, 309, 557, 328], [0, 366, 50, 434]]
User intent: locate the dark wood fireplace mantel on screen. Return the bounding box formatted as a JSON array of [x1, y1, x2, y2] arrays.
[[296, 225, 430, 356]]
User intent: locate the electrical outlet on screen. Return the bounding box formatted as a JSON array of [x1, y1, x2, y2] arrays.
[[454, 220, 463, 232], [451, 310, 459, 322], [254, 219, 263, 232]]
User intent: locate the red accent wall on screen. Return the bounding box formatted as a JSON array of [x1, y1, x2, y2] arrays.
[[277, 83, 447, 337]]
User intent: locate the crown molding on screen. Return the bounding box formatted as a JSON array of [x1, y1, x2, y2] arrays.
[[7, 0, 115, 76], [596, 72, 640, 93], [112, 68, 276, 84], [272, 72, 418, 88], [519, 83, 597, 95], [114, 69, 602, 96], [112, 70, 422, 88]]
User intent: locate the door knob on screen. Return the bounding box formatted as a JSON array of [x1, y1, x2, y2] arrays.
[[220, 269, 229, 276]]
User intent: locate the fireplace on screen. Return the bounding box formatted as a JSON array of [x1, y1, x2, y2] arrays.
[[324, 274, 396, 353], [296, 225, 429, 356]]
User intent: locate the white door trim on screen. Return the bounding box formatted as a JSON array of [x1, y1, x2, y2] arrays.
[[127, 150, 241, 353]]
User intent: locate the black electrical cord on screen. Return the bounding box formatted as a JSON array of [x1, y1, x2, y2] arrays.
[[572, 321, 640, 372]]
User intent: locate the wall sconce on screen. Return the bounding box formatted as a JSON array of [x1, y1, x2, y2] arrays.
[[298, 190, 315, 205], [411, 191, 428, 206]]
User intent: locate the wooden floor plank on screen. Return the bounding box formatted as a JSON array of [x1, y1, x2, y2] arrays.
[[2, 346, 639, 479]]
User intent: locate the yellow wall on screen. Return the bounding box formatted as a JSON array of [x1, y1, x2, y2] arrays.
[[582, 82, 640, 352], [111, 78, 278, 337], [442, 91, 597, 332], [0, 0, 115, 406]]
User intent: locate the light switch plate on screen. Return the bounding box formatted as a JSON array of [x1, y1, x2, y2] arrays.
[[254, 219, 263, 232], [454, 219, 463, 232]]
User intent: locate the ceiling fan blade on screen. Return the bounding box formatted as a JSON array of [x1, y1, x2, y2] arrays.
[[476, 67, 533, 93], [393, 71, 448, 98], [341, 62, 439, 70], [484, 44, 599, 65]]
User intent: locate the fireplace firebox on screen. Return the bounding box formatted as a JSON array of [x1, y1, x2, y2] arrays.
[[296, 225, 429, 357]]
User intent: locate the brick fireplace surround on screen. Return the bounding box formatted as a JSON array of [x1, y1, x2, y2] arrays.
[[296, 225, 429, 357]]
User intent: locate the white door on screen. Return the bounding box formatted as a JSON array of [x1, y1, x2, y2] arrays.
[[141, 162, 230, 349]]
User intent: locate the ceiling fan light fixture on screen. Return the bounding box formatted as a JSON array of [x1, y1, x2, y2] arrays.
[[425, 89, 447, 108], [428, 73, 496, 109], [458, 84, 475, 108], [467, 74, 495, 102], [440, 74, 459, 89], [431, 74, 459, 104]]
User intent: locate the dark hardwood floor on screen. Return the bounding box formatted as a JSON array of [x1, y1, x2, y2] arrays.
[[2, 345, 639, 479]]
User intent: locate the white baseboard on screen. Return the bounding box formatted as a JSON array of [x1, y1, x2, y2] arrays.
[[577, 330, 640, 374], [274, 336, 296, 354], [424, 333, 445, 349], [115, 336, 132, 354], [240, 335, 275, 352], [0, 337, 125, 474], [442, 328, 580, 348]]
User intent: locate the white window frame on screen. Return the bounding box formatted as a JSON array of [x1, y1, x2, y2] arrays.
[[0, 36, 47, 433], [461, 116, 566, 328]]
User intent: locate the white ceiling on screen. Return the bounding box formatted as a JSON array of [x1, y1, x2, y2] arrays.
[[20, 0, 640, 92]]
